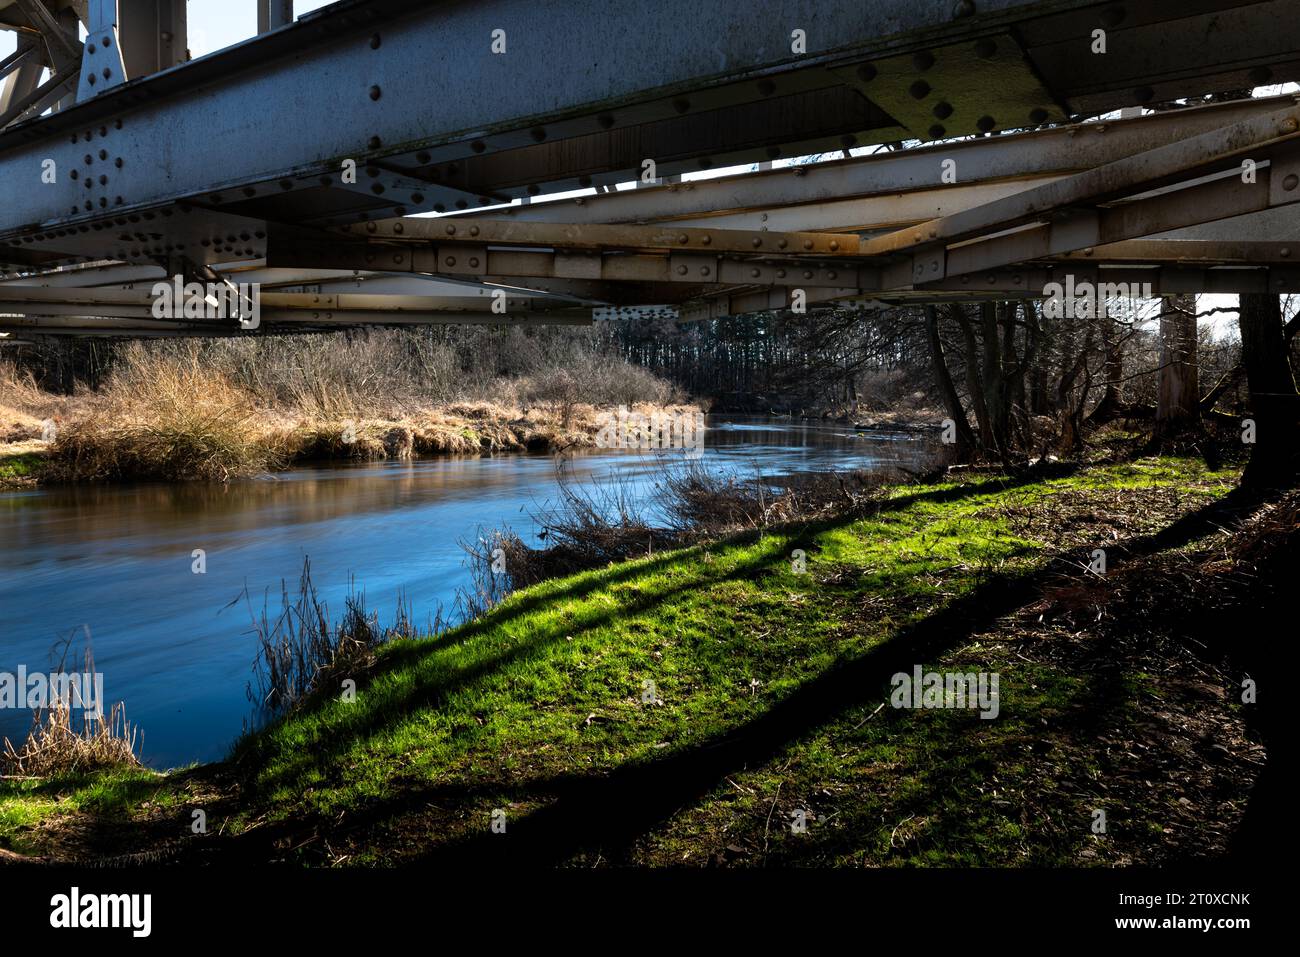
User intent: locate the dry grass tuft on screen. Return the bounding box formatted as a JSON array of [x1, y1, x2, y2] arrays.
[[42, 347, 283, 482], [20, 341, 698, 482], [245, 558, 425, 718], [2, 699, 142, 777]]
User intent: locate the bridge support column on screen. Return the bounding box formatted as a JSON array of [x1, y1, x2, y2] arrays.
[[258, 0, 294, 33]]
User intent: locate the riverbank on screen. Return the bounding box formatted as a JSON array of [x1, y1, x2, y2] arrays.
[[0, 340, 699, 486], [0, 399, 702, 487], [0, 456, 1276, 867]]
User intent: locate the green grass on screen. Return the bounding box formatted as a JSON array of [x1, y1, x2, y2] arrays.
[[0, 457, 1247, 865], [0, 450, 43, 484]]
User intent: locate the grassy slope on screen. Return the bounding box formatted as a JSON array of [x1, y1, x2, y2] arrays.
[[0, 459, 1256, 866]]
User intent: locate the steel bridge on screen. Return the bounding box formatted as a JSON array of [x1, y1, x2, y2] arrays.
[[1, 0, 1298, 341]]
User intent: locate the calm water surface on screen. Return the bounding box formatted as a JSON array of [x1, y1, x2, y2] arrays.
[[0, 416, 932, 767]]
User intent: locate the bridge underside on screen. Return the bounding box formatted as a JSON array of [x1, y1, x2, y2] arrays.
[[1, 0, 1298, 338]]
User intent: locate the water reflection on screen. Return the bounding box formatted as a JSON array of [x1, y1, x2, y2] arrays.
[[0, 416, 933, 767]]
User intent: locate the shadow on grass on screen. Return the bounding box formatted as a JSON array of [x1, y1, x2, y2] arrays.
[[301, 487, 1247, 868], [29, 463, 1255, 867], [229, 471, 1056, 799]]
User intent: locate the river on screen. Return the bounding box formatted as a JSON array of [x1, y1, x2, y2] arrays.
[[0, 416, 933, 768]]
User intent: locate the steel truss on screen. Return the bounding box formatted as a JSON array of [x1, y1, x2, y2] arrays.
[[1, 0, 1298, 338]]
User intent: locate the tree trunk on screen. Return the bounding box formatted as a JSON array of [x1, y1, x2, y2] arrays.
[[951, 304, 991, 451], [924, 305, 976, 459], [1154, 293, 1200, 439], [1088, 316, 1127, 423], [1239, 293, 1300, 491], [979, 302, 1011, 457]]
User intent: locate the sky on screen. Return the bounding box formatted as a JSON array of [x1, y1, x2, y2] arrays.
[[1, 1, 336, 60], [3, 6, 1296, 335]]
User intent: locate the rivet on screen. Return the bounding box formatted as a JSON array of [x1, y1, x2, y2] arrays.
[[912, 51, 935, 71], [1284, 173, 1299, 191], [909, 80, 931, 100], [369, 85, 382, 100]]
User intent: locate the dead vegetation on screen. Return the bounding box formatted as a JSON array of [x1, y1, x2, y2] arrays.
[[1, 647, 142, 778], [3, 342, 699, 483], [2, 700, 142, 778], [244, 558, 429, 719], [469, 459, 921, 595]]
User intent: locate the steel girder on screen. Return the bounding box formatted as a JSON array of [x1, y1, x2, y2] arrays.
[[2, 1, 1298, 261], [2, 1, 1299, 336]]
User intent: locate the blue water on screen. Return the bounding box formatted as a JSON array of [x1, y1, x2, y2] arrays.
[[0, 416, 931, 767]]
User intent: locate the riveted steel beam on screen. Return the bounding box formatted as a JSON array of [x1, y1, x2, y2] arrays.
[[338, 217, 866, 258]]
